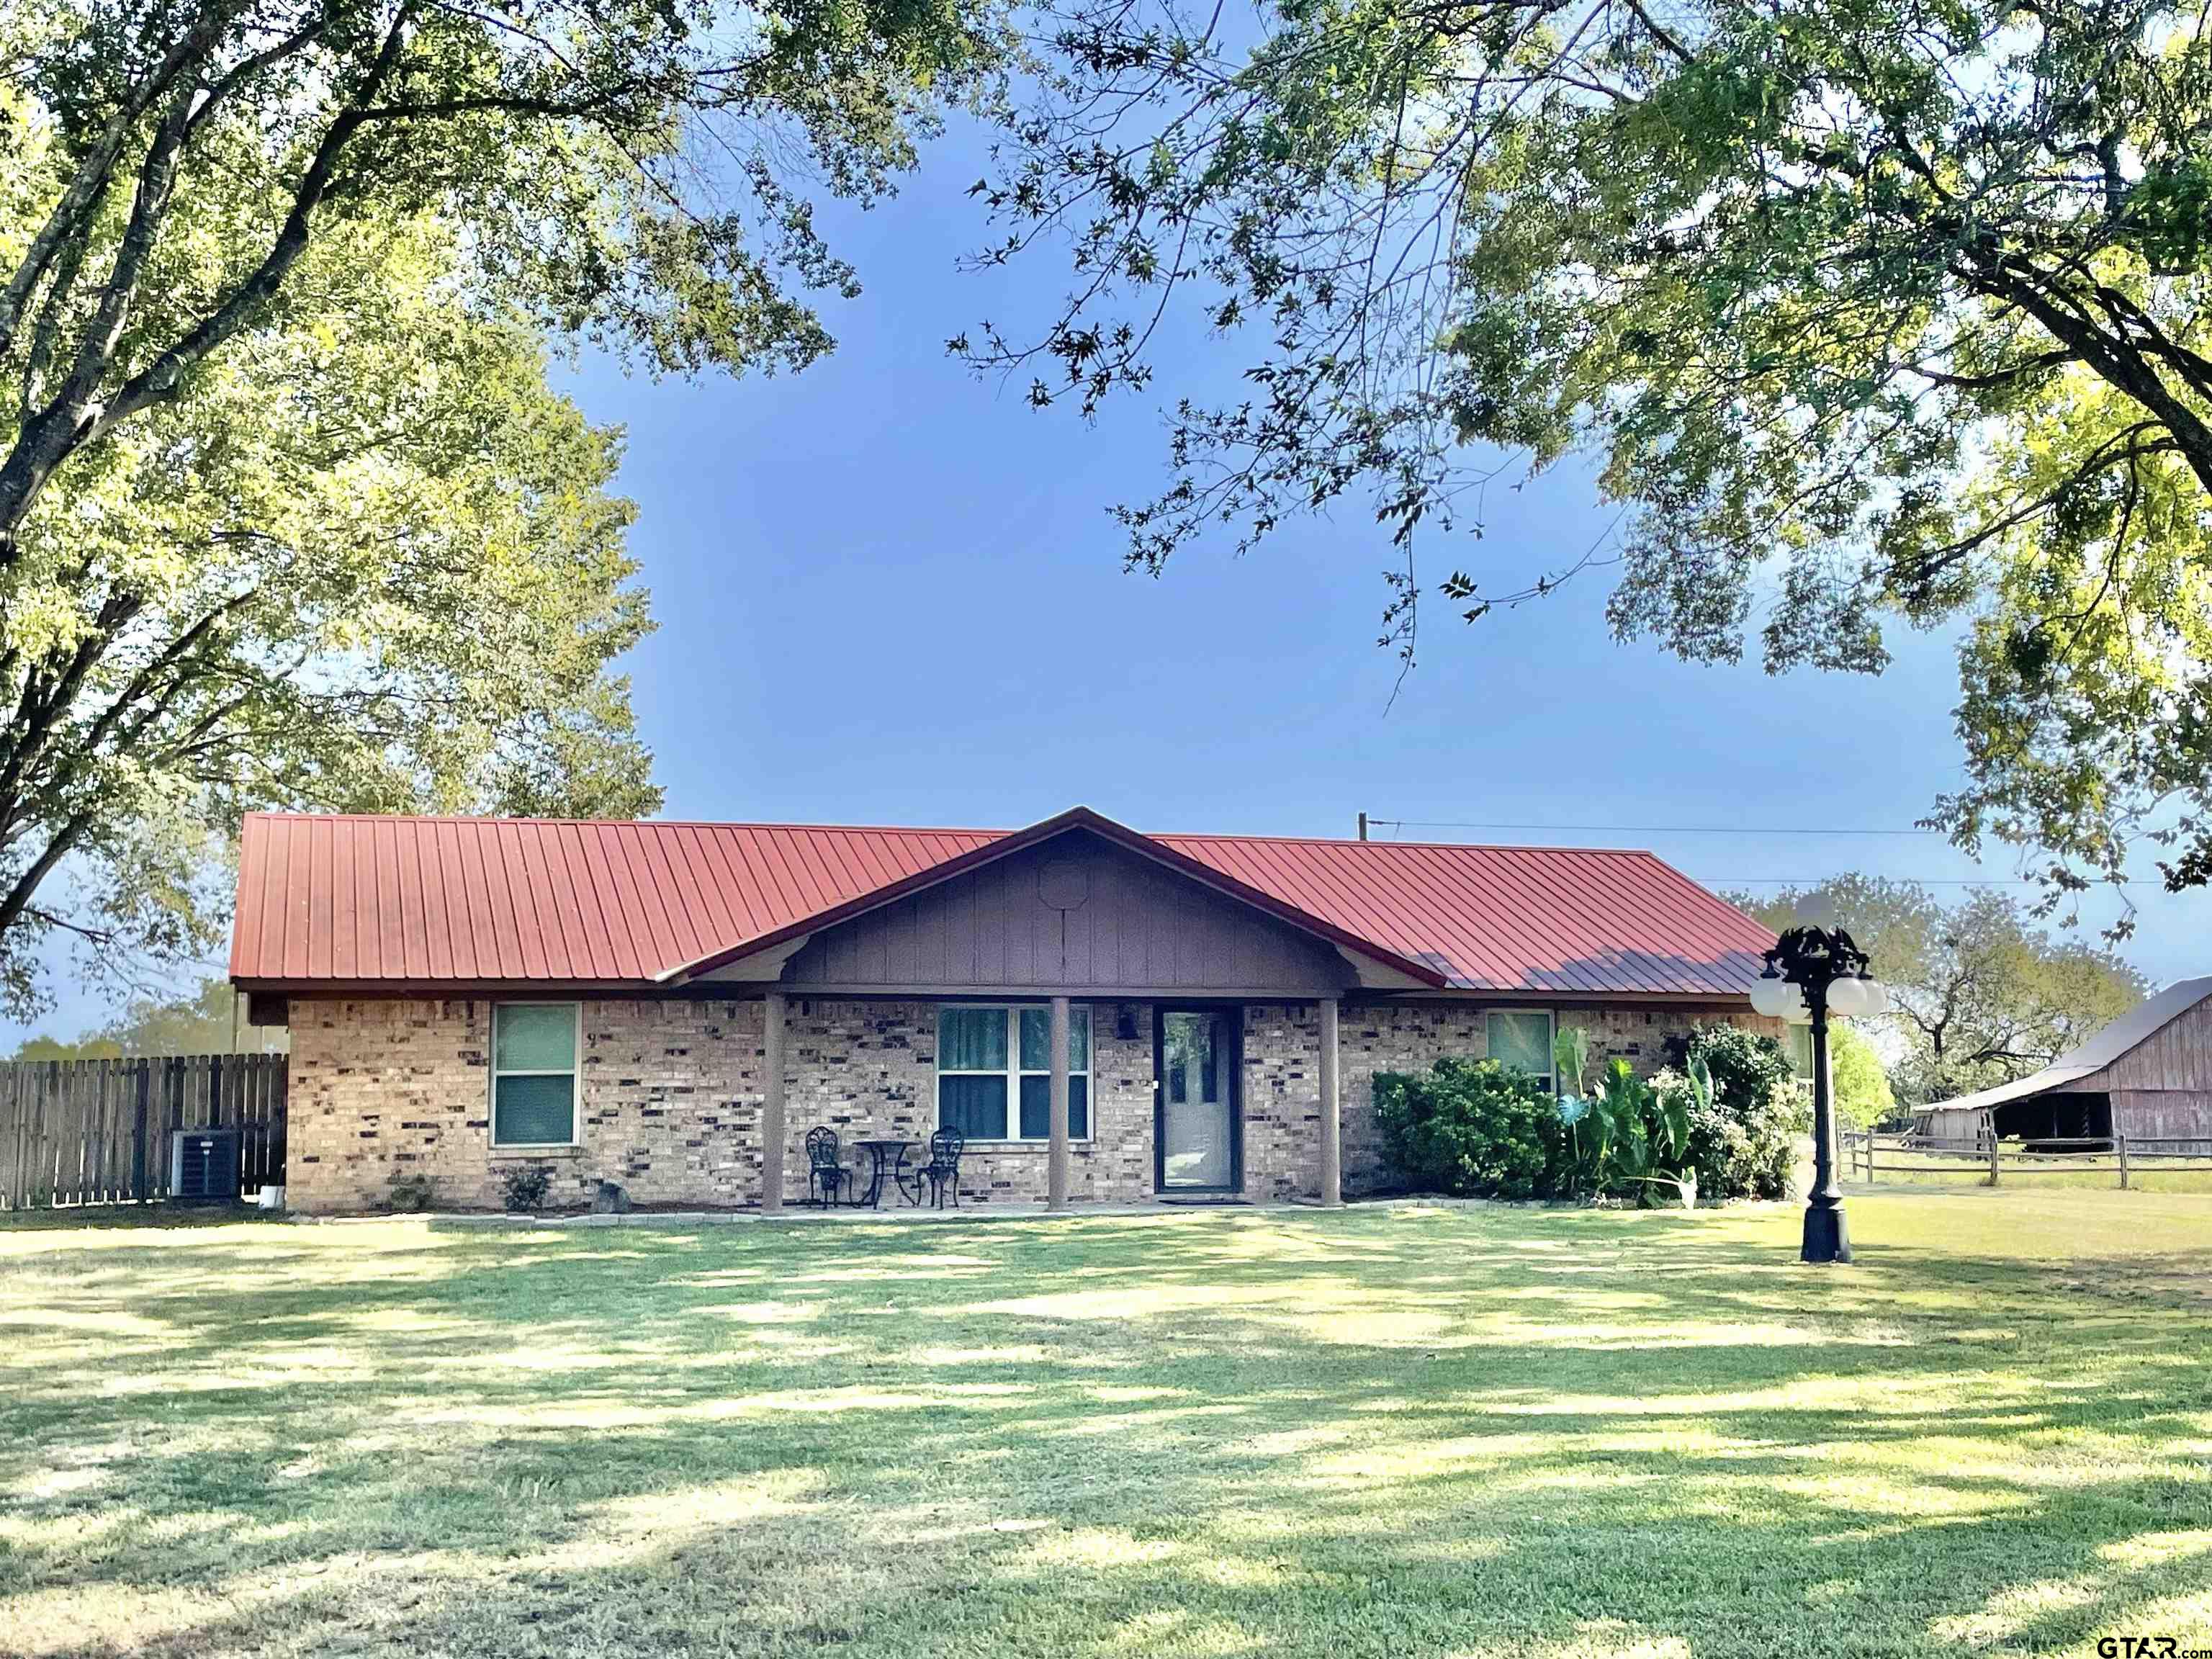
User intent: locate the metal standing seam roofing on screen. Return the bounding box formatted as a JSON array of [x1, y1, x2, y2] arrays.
[[229, 811, 1775, 996], [1923, 975, 2212, 1113]]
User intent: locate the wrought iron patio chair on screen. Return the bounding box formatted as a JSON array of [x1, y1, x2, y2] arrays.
[[910, 1126, 965, 1209], [805, 1125, 855, 1208]]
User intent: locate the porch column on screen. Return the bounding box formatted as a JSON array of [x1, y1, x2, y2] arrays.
[[1048, 994, 1071, 1211], [760, 991, 787, 1213], [1318, 994, 1343, 1208]]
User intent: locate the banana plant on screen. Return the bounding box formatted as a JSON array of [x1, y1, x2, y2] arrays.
[[1682, 1053, 1714, 1133]]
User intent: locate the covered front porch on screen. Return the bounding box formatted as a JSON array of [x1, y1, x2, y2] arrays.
[[750, 994, 1352, 1213], [653, 819, 1437, 1213]]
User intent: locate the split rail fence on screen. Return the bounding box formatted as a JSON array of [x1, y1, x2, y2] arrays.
[[1849, 1129, 2212, 1189], [0, 1053, 287, 1210]]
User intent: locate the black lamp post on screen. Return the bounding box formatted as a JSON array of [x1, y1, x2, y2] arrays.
[[1750, 926, 1886, 1264]]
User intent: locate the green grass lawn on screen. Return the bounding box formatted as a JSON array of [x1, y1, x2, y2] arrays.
[[3, 1195, 2210, 1659]]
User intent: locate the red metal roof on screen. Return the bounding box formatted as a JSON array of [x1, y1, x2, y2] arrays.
[[230, 809, 1773, 997], [1161, 835, 1771, 997]]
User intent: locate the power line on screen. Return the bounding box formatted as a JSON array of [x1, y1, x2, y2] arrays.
[[1365, 816, 1943, 837], [1709, 876, 2157, 889]]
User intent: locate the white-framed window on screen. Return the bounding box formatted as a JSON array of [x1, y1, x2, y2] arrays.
[[936, 1004, 1092, 1141], [1486, 1009, 1556, 1091], [490, 1002, 581, 1146]]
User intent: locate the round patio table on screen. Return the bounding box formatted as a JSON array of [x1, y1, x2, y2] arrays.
[[850, 1138, 917, 1209]]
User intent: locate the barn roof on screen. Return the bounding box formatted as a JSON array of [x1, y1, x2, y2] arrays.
[[228, 806, 1775, 998], [1925, 976, 2212, 1114]]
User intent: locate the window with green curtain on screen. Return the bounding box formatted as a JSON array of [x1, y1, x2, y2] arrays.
[[1485, 1010, 1555, 1089], [938, 1074, 1009, 1139], [938, 1007, 1007, 1071], [938, 1007, 1011, 1138], [1018, 1007, 1089, 1071], [1018, 1074, 1091, 1140], [940, 1006, 1090, 1141], [492, 1004, 577, 1145]]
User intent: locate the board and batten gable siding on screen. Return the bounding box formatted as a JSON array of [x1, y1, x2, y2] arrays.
[[2076, 992, 2212, 1093], [2069, 992, 2212, 1143], [778, 832, 1357, 995]]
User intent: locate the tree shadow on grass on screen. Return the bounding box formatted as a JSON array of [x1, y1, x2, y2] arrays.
[[1, 1205, 2208, 1657]]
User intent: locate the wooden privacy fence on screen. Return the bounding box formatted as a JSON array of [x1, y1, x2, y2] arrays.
[[0, 1053, 287, 1210], [1849, 1129, 2212, 1189]]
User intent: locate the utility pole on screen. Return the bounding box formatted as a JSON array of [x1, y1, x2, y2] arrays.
[[1357, 812, 1369, 841]]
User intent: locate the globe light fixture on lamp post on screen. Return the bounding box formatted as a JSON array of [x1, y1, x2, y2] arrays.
[[1750, 927, 1884, 1264]]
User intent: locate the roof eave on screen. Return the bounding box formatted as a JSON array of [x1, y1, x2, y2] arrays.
[[230, 974, 666, 996], [1924, 1065, 2098, 1113]]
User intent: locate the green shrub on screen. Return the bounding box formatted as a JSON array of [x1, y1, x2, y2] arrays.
[[387, 1172, 436, 1213], [500, 1163, 553, 1214], [1382, 1027, 1806, 1206], [1375, 1058, 1558, 1199], [1669, 1023, 1804, 1200]]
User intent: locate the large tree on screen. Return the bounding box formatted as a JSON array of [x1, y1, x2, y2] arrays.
[[968, 0, 2212, 907], [0, 0, 1002, 1010], [1731, 874, 2149, 1105]]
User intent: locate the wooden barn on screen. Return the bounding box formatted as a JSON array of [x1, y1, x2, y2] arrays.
[[1917, 976, 2212, 1151]]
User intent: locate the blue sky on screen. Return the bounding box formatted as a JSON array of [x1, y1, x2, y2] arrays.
[[574, 123, 2208, 989], [10, 120, 2206, 1044]]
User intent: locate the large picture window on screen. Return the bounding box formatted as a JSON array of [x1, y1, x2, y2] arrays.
[[937, 1006, 1091, 1141], [492, 1003, 579, 1146], [1486, 1010, 1556, 1091]]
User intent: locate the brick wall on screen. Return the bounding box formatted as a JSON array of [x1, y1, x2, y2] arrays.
[[287, 995, 1161, 1213], [1241, 1004, 1324, 1202], [775, 999, 1156, 1206], [288, 997, 768, 1213], [286, 994, 1782, 1213]]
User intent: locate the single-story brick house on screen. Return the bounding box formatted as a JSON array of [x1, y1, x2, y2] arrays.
[[229, 806, 1783, 1213]]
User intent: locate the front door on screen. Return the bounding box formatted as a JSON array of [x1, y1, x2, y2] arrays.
[[1156, 1007, 1241, 1193]]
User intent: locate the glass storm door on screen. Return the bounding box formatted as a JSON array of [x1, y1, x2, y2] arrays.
[[1158, 1009, 1239, 1192]]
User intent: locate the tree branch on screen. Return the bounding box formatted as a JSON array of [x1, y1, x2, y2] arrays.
[[0, 1, 237, 359]]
